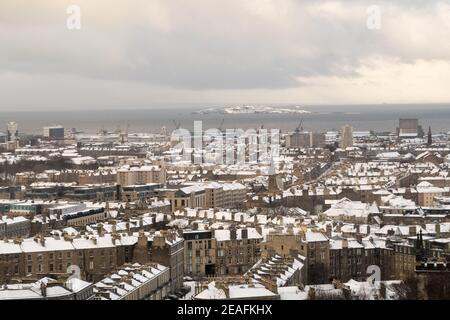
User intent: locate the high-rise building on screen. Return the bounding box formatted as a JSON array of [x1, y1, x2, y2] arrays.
[[7, 122, 18, 142], [288, 131, 311, 148], [287, 131, 326, 148], [311, 132, 326, 148], [116, 165, 167, 186], [398, 118, 419, 137], [340, 125, 353, 149], [427, 126, 432, 146], [43, 125, 65, 140]]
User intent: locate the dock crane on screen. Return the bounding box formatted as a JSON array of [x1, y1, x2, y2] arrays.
[[173, 120, 181, 130], [295, 118, 304, 132], [218, 119, 225, 131]]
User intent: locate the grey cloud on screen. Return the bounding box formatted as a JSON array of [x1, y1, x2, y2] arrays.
[[0, 0, 449, 109]]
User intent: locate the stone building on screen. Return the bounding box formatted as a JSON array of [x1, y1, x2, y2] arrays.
[[0, 229, 184, 294], [182, 227, 262, 277], [298, 230, 330, 285], [147, 230, 184, 293], [393, 242, 416, 280], [92, 262, 170, 300], [183, 229, 216, 276], [0, 216, 31, 239], [0, 277, 93, 300], [117, 165, 166, 186], [214, 227, 262, 276]]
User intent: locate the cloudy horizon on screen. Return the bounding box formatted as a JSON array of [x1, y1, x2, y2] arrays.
[[1, 0, 450, 111]]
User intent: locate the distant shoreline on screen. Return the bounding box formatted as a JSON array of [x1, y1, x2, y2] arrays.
[[1, 104, 450, 135]]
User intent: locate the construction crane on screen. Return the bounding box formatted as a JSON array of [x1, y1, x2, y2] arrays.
[[173, 120, 181, 130], [218, 119, 225, 131], [98, 126, 108, 135], [295, 118, 304, 132]]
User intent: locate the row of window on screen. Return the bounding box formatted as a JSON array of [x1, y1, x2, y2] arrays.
[[26, 260, 100, 274], [26, 250, 115, 262]]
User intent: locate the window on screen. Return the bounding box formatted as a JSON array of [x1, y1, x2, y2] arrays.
[[50, 264, 54, 272], [27, 254, 32, 261], [27, 265, 32, 273]]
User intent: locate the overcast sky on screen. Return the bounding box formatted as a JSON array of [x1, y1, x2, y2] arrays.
[[1, 0, 450, 111]]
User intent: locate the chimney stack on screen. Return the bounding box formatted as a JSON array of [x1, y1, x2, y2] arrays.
[[355, 234, 363, 244], [436, 224, 441, 238], [326, 224, 332, 238], [40, 234, 46, 247], [230, 227, 237, 240], [97, 224, 104, 237], [342, 239, 348, 248], [409, 226, 417, 236], [40, 282, 47, 297]]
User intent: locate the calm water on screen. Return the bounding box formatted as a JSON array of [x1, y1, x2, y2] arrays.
[[1, 104, 450, 134]]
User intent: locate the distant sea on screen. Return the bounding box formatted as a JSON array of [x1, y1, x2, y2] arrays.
[[1, 104, 450, 135]]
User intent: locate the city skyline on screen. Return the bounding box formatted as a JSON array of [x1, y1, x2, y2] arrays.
[[0, 0, 449, 305]]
